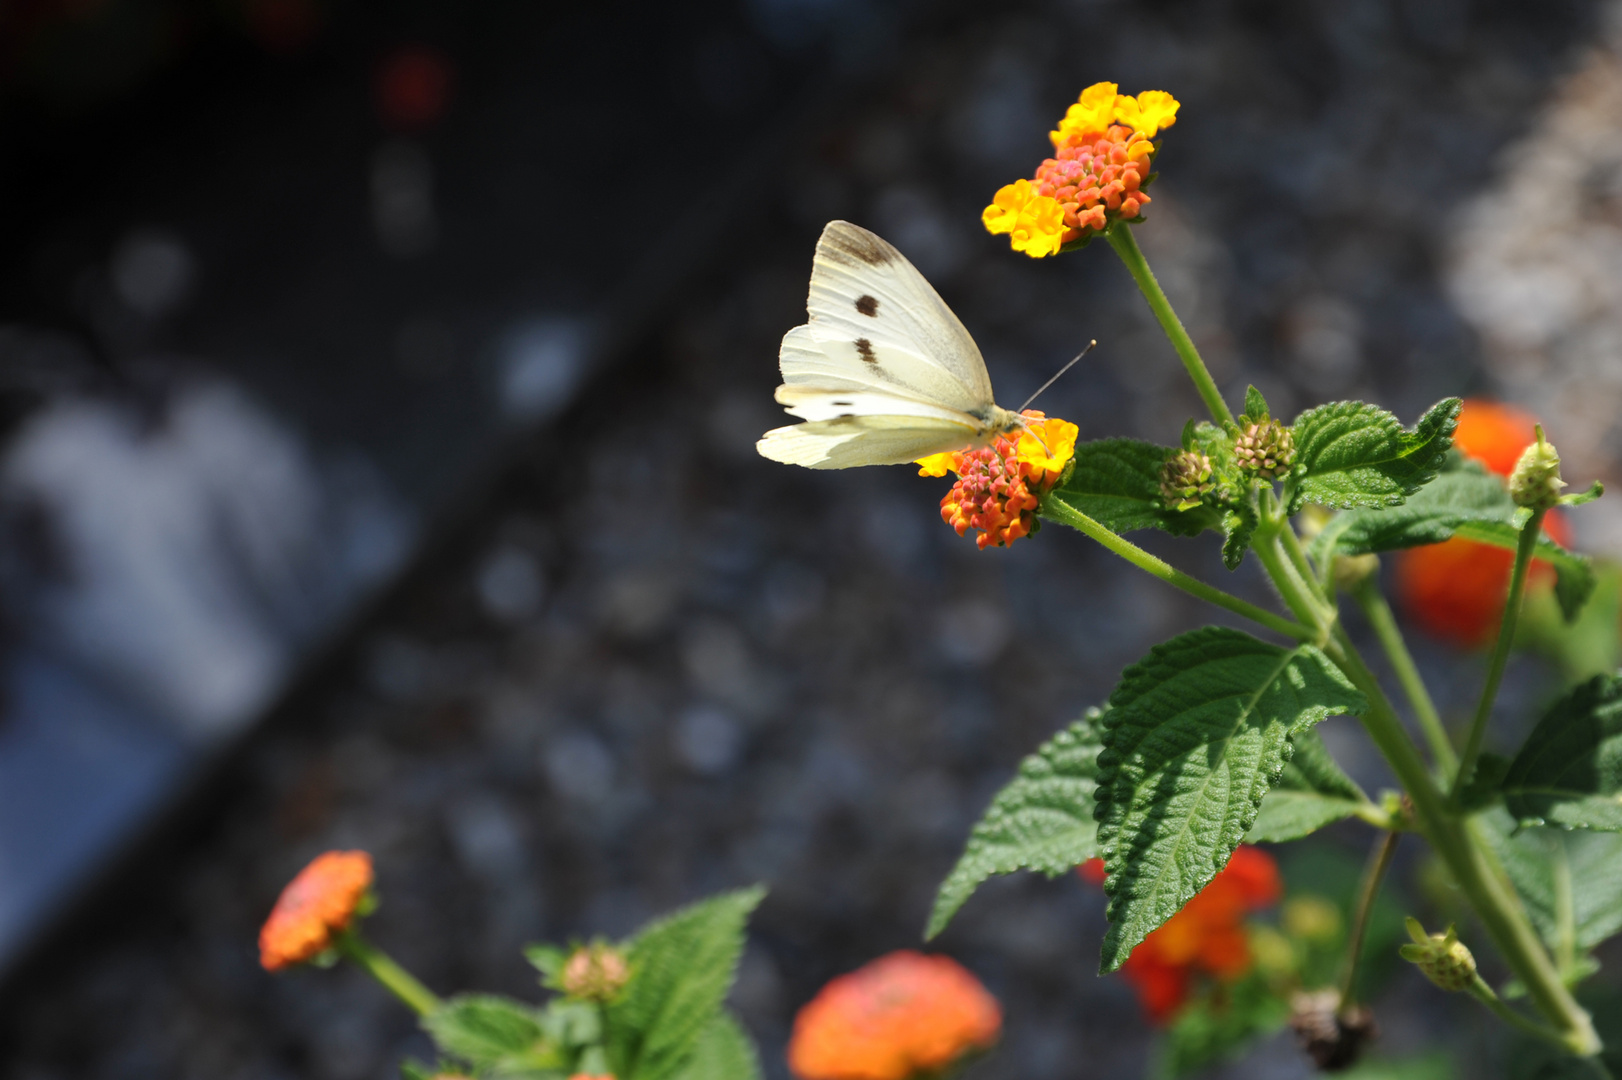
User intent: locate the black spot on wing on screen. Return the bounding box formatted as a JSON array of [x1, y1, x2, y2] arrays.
[[854, 338, 876, 362], [855, 294, 879, 317]]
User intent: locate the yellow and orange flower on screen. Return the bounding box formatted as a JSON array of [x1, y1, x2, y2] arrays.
[[1079, 845, 1281, 1023], [917, 412, 1079, 549], [259, 850, 374, 971], [985, 82, 1179, 257], [787, 951, 1002, 1080], [1396, 398, 1569, 647]]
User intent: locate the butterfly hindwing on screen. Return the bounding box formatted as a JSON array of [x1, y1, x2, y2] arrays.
[[756, 415, 983, 470]]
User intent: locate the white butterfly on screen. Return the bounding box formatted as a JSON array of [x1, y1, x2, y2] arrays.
[[755, 220, 1026, 469]]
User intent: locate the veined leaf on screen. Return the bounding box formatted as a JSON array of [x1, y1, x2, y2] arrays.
[[1242, 384, 1270, 425], [1246, 728, 1370, 843], [605, 886, 764, 1080], [1051, 438, 1221, 538], [1094, 628, 1366, 972], [927, 709, 1105, 939], [1288, 398, 1459, 513], [424, 995, 549, 1070], [1477, 808, 1622, 955], [1221, 502, 1259, 571], [1331, 458, 1595, 621], [1502, 674, 1622, 831], [670, 1013, 761, 1080]]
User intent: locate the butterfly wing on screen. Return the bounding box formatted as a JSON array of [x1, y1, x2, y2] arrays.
[[798, 221, 995, 413], [760, 222, 1005, 469], [756, 414, 984, 469]]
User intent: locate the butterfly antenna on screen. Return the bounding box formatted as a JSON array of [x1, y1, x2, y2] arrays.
[[1018, 340, 1097, 413]]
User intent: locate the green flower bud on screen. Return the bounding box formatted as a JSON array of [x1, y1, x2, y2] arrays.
[[1399, 918, 1476, 992], [1234, 419, 1295, 481], [1509, 426, 1566, 511], [1160, 449, 1216, 511]]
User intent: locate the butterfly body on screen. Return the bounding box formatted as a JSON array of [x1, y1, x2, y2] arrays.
[[756, 221, 1023, 469]]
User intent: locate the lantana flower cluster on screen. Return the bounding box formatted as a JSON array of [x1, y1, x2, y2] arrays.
[[1080, 846, 1282, 1022], [916, 412, 1079, 549], [787, 950, 1001, 1080], [1396, 399, 1570, 646], [982, 82, 1179, 257], [259, 850, 374, 970]]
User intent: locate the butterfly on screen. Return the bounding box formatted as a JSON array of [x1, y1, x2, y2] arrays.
[[755, 220, 1027, 470]]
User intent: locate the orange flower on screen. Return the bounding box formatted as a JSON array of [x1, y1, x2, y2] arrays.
[[986, 83, 1178, 256], [925, 411, 1078, 549], [1078, 846, 1281, 1023], [788, 951, 1002, 1080], [259, 850, 374, 971], [1396, 398, 1569, 647]]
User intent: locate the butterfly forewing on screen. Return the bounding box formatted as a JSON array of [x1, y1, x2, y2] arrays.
[[803, 221, 994, 413]]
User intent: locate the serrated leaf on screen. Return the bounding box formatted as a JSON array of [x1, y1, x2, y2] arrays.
[[669, 1013, 761, 1080], [424, 995, 548, 1070], [1094, 627, 1366, 971], [1502, 674, 1622, 831], [1221, 502, 1259, 570], [1457, 751, 1512, 812], [926, 709, 1105, 939], [1332, 458, 1595, 620], [1289, 398, 1460, 513], [605, 886, 765, 1080], [1246, 728, 1370, 842], [1050, 438, 1221, 538], [1477, 807, 1622, 955]]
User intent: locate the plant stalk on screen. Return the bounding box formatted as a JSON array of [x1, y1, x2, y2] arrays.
[[336, 931, 441, 1017], [1452, 508, 1547, 801], [1350, 578, 1456, 772], [1106, 224, 1235, 427], [1339, 830, 1400, 1013], [1040, 497, 1312, 642]]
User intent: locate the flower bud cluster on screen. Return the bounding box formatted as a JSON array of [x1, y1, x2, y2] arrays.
[[1399, 919, 1476, 992], [1233, 419, 1295, 480], [560, 942, 631, 1002], [1159, 450, 1215, 510]]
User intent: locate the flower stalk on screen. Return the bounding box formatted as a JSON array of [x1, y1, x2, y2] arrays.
[[336, 931, 442, 1017]]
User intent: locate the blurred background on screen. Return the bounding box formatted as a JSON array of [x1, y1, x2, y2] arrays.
[[2, 0, 1622, 1077]]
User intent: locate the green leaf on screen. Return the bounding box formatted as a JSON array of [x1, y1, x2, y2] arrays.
[[1050, 438, 1221, 538], [1478, 808, 1622, 955], [1221, 501, 1259, 570], [424, 995, 548, 1070], [1457, 751, 1511, 812], [1243, 384, 1270, 424], [1094, 627, 1366, 971], [1331, 458, 1595, 620], [1246, 729, 1370, 842], [926, 709, 1105, 939], [670, 1013, 761, 1080], [1288, 398, 1460, 513], [1503, 674, 1622, 831], [605, 886, 765, 1080]]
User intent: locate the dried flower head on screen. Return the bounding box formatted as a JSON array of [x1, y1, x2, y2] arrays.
[[787, 951, 1001, 1080], [1160, 449, 1216, 510], [259, 851, 374, 971], [1290, 989, 1377, 1071], [920, 412, 1078, 549], [560, 942, 631, 1002], [1233, 419, 1295, 480], [985, 82, 1179, 257]]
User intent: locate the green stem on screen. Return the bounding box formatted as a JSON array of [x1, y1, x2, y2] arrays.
[[1452, 508, 1547, 801], [1351, 578, 1456, 772], [1339, 830, 1400, 1012], [1277, 513, 1330, 604], [1469, 974, 1576, 1048], [1105, 224, 1234, 427], [1040, 497, 1312, 642], [1252, 529, 1332, 637], [336, 931, 442, 1017]]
